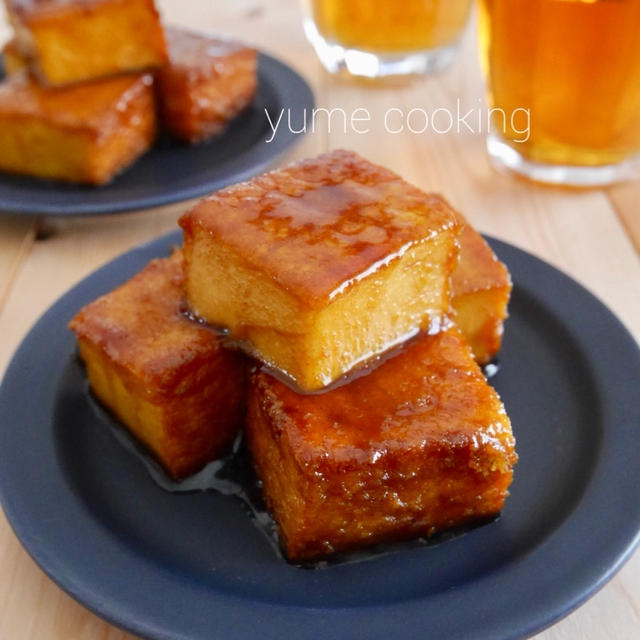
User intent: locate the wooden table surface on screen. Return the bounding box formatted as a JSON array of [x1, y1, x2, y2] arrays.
[[1, 1, 639, 639]]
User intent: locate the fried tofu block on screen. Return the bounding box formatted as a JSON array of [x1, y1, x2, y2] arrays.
[[246, 325, 517, 562], [1, 38, 26, 75], [180, 150, 461, 391], [0, 71, 155, 184], [5, 0, 167, 86], [69, 251, 247, 479], [156, 27, 257, 143], [452, 222, 511, 364]]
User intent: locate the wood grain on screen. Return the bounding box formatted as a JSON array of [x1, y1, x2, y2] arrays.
[[0, 217, 35, 315], [608, 182, 640, 255], [0, 1, 639, 639]]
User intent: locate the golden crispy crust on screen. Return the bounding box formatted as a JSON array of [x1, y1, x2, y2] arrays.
[[180, 149, 460, 307], [246, 325, 517, 560]]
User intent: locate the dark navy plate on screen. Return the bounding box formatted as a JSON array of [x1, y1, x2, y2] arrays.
[[0, 53, 313, 216], [1, 232, 639, 640]]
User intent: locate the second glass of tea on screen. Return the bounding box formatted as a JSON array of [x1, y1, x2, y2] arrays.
[[303, 0, 473, 78], [480, 0, 640, 186]]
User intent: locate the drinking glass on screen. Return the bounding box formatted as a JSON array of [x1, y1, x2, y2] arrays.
[[479, 0, 640, 186], [303, 0, 473, 78]]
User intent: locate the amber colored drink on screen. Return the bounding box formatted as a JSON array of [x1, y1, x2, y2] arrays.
[[310, 0, 472, 53], [304, 0, 472, 77], [479, 0, 640, 175]]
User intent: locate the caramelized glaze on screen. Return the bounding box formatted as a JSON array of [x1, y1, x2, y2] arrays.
[[156, 27, 256, 143], [69, 251, 248, 478], [1, 39, 26, 75], [0, 70, 156, 183], [450, 216, 512, 364], [180, 149, 458, 306], [6, 0, 167, 86], [164, 26, 254, 79], [453, 220, 511, 296], [6, 0, 107, 19], [247, 325, 517, 560], [0, 71, 153, 141], [70, 250, 233, 396], [253, 326, 515, 465]]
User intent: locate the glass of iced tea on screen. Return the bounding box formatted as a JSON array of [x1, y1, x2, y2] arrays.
[[303, 0, 473, 77], [479, 0, 640, 186]]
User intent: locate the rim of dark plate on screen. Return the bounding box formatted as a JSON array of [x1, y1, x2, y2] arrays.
[[0, 52, 314, 216], [0, 232, 639, 640]]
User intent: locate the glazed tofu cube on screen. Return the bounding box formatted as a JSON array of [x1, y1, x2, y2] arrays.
[[69, 251, 247, 479], [0, 71, 155, 184], [1, 38, 26, 75], [452, 221, 511, 364], [179, 150, 461, 391], [157, 26, 257, 143], [5, 0, 167, 86], [246, 325, 517, 562]]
